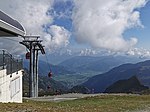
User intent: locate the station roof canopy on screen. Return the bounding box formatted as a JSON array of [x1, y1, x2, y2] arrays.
[[0, 10, 25, 37]]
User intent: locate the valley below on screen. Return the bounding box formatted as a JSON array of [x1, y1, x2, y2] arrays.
[[21, 55, 150, 112], [23, 55, 150, 95]]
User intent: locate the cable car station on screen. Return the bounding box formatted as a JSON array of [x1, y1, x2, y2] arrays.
[[0, 10, 45, 102], [0, 10, 25, 103]]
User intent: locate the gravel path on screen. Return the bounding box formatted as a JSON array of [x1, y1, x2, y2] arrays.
[[24, 93, 100, 102], [24, 93, 137, 102]]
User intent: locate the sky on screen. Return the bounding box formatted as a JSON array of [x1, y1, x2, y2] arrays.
[[0, 0, 150, 58]]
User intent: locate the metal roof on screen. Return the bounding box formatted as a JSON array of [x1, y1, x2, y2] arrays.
[[0, 10, 25, 37]]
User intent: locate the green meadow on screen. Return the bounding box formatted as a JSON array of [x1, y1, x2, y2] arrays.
[[0, 95, 150, 112]]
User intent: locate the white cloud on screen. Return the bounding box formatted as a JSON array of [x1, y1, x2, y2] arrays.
[[0, 0, 53, 54], [44, 25, 70, 51], [72, 0, 147, 51], [0, 0, 70, 54], [0, 0, 54, 35]]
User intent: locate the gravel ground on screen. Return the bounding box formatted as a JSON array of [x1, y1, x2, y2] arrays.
[[24, 93, 138, 102], [24, 93, 100, 102]]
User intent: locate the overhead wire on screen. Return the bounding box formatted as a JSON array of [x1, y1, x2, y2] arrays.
[[0, 37, 22, 54], [44, 53, 52, 73], [1, 37, 52, 77]]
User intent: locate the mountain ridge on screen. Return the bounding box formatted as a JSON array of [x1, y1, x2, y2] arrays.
[[83, 60, 150, 93], [59, 55, 142, 73], [105, 76, 149, 93]]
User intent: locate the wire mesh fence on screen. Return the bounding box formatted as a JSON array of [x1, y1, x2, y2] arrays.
[[0, 50, 23, 75]]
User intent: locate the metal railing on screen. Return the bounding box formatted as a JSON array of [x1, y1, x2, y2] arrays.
[[0, 50, 23, 75]]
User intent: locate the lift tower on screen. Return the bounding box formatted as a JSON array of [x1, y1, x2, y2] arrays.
[[20, 36, 45, 97]]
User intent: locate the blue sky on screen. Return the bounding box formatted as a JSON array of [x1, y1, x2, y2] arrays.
[[124, 1, 150, 49], [0, 0, 150, 57], [49, 0, 150, 56], [50, 0, 73, 31]]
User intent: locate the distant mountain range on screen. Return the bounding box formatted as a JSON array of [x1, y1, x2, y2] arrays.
[[83, 60, 150, 93], [24, 55, 144, 76], [54, 56, 146, 88], [23, 55, 147, 89], [23, 60, 75, 76], [59, 55, 142, 73], [39, 52, 74, 65], [23, 55, 150, 95]]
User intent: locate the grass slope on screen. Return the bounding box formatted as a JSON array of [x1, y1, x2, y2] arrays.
[[0, 95, 150, 112]]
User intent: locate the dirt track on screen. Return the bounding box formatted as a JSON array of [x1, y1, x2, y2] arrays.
[[24, 93, 99, 102], [24, 93, 138, 102]]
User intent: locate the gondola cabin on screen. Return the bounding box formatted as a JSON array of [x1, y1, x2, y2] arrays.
[[48, 71, 52, 78], [26, 52, 30, 59]]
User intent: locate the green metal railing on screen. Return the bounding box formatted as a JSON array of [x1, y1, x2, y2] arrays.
[[0, 50, 23, 75]]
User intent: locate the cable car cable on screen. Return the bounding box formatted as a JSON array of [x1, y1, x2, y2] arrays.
[[44, 53, 53, 78]]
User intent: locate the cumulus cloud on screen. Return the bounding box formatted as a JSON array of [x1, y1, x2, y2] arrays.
[[72, 0, 147, 51], [0, 0, 70, 54], [0, 0, 53, 35], [43, 25, 70, 51]]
